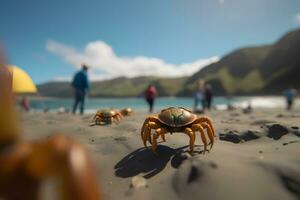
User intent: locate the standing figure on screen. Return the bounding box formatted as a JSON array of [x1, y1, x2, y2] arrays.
[[204, 84, 213, 110], [72, 64, 90, 115], [20, 96, 30, 112], [283, 88, 298, 110], [145, 84, 157, 113], [194, 79, 205, 112]]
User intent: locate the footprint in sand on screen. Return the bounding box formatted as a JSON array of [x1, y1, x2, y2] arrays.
[[219, 130, 261, 144]]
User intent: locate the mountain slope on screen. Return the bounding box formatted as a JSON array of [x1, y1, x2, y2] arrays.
[[260, 29, 300, 94], [184, 28, 300, 95], [182, 45, 272, 95]]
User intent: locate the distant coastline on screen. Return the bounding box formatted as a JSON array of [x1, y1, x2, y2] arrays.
[[28, 96, 293, 114]]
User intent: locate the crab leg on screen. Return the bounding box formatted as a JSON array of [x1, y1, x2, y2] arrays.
[[141, 118, 152, 147], [114, 115, 119, 122], [109, 117, 114, 124], [201, 123, 214, 149], [141, 117, 162, 147], [192, 124, 208, 154], [155, 128, 167, 143], [194, 117, 215, 137], [91, 116, 102, 126], [141, 117, 150, 145], [116, 113, 123, 120], [97, 116, 103, 124], [151, 128, 166, 154], [184, 127, 196, 153], [148, 121, 165, 142], [160, 132, 166, 142], [151, 133, 159, 154], [115, 114, 121, 122], [142, 124, 152, 147]]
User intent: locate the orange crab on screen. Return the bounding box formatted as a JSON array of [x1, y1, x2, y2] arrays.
[[120, 107, 134, 116], [141, 107, 215, 154], [0, 54, 101, 200], [92, 109, 123, 125]]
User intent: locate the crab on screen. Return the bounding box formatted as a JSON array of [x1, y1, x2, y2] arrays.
[[141, 107, 215, 154], [120, 107, 134, 116], [0, 55, 101, 200], [92, 109, 123, 125], [0, 135, 102, 200]]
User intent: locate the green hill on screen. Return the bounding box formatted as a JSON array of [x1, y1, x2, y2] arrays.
[[38, 76, 187, 97], [260, 29, 300, 94]]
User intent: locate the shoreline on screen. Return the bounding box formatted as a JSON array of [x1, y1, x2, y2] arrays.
[[26, 96, 300, 114]]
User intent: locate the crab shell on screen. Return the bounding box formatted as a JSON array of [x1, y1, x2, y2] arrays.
[[157, 107, 197, 128], [123, 107, 132, 113], [95, 109, 118, 118], [121, 108, 133, 115]]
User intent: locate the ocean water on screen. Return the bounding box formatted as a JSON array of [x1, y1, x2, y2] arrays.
[[30, 96, 287, 113]]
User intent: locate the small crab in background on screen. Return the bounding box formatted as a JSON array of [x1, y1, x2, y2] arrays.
[[141, 107, 215, 154], [91, 109, 123, 125], [120, 107, 134, 116]]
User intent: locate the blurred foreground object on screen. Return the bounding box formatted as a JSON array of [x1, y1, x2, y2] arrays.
[[0, 53, 101, 199], [8, 65, 37, 93]]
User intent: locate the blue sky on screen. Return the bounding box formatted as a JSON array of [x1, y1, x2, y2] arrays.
[[0, 0, 300, 83]]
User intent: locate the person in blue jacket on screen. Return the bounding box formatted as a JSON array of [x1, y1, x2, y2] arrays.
[[283, 88, 298, 110], [72, 64, 90, 115]]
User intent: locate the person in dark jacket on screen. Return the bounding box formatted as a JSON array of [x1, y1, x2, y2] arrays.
[[145, 84, 157, 113], [283, 88, 298, 110], [194, 79, 205, 113], [72, 64, 90, 115], [204, 84, 213, 110]]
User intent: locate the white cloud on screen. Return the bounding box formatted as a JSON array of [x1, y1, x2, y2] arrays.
[[294, 12, 300, 24], [46, 40, 219, 81], [218, 0, 225, 5], [53, 76, 72, 82]]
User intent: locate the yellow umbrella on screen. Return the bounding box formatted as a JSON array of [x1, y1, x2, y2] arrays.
[[8, 65, 37, 93]]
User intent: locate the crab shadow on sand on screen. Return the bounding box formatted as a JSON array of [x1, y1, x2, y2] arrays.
[[114, 145, 205, 179]]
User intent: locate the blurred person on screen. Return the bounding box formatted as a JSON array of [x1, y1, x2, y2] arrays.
[[204, 84, 213, 110], [283, 88, 298, 110], [20, 96, 30, 112], [226, 96, 236, 111], [194, 79, 205, 112], [58, 107, 66, 114], [243, 101, 252, 114], [145, 84, 157, 113], [72, 64, 90, 115]]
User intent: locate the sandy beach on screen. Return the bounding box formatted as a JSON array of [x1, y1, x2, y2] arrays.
[[19, 107, 300, 200]]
